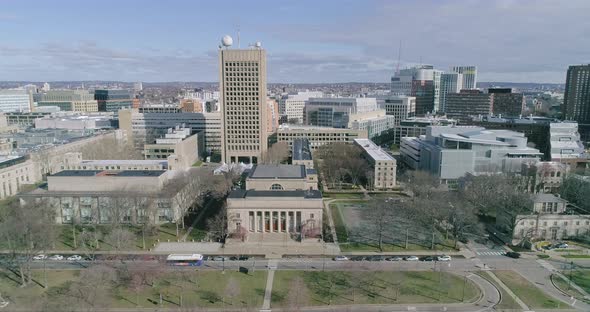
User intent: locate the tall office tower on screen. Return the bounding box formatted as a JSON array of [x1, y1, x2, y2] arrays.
[[432, 70, 443, 113], [563, 64, 590, 124], [0, 89, 33, 112], [391, 66, 435, 115], [451, 66, 477, 90], [219, 36, 268, 164], [489, 88, 524, 117], [440, 73, 463, 113]]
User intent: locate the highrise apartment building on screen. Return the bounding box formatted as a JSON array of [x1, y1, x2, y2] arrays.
[[563, 64, 590, 124], [219, 44, 268, 164], [489, 88, 524, 117], [451, 66, 477, 90]]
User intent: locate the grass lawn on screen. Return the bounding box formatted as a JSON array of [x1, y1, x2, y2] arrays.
[[552, 274, 589, 302], [323, 193, 366, 199], [330, 201, 458, 252], [271, 271, 480, 307], [51, 223, 187, 252], [473, 272, 520, 310], [563, 255, 590, 259], [567, 270, 590, 294], [494, 270, 567, 309], [0, 269, 267, 309], [192, 160, 203, 167]]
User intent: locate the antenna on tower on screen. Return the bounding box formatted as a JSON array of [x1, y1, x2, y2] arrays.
[[395, 40, 402, 75], [237, 27, 241, 48]]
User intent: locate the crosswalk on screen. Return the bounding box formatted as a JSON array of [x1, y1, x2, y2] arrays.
[[476, 251, 505, 256]]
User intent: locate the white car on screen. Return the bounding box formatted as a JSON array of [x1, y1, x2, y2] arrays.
[[437, 255, 452, 261], [333, 255, 349, 261], [67, 255, 82, 261], [49, 255, 64, 261], [33, 254, 47, 260], [404, 256, 419, 261]]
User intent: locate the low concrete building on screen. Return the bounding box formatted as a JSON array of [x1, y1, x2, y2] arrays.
[[144, 127, 203, 170], [226, 164, 323, 243], [60, 153, 167, 171], [354, 139, 397, 189], [0, 156, 39, 199], [34, 114, 113, 130], [277, 125, 367, 151], [20, 169, 189, 225]]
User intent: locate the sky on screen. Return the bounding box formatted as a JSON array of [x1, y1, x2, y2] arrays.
[[0, 0, 589, 83]]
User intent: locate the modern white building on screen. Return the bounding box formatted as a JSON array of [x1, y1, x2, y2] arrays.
[[439, 73, 463, 113], [433, 69, 443, 113], [34, 115, 113, 130], [451, 66, 477, 90], [349, 113, 396, 139], [380, 95, 416, 125], [279, 91, 323, 124], [277, 125, 368, 150], [401, 126, 542, 183], [0, 89, 32, 113], [354, 139, 397, 189], [549, 122, 585, 161]]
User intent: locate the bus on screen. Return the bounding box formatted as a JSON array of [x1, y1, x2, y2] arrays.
[[166, 254, 204, 266]]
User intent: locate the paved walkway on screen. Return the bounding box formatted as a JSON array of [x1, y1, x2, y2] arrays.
[[484, 270, 530, 310], [322, 199, 340, 245], [262, 260, 277, 310], [538, 259, 590, 298]]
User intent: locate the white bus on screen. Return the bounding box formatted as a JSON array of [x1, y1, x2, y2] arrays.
[[166, 254, 204, 266]]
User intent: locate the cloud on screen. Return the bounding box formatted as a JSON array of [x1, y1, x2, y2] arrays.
[[1, 0, 588, 82]]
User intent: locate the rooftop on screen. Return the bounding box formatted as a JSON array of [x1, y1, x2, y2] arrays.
[[228, 189, 322, 199], [532, 193, 568, 203], [52, 170, 166, 177], [80, 159, 168, 166], [354, 139, 395, 161], [249, 164, 306, 179]]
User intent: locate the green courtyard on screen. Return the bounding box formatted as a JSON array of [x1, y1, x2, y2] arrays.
[[330, 200, 459, 252]]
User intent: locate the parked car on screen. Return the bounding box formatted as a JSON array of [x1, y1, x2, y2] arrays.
[[33, 254, 47, 261], [555, 243, 569, 249], [333, 255, 349, 261], [49, 255, 64, 261], [238, 255, 249, 261], [404, 256, 419, 261], [385, 256, 403, 261], [212, 256, 229, 261], [420, 256, 436, 262], [67, 255, 82, 261], [368, 255, 385, 261], [505, 251, 521, 259], [350, 256, 364, 261], [437, 255, 452, 261], [542, 244, 554, 250]]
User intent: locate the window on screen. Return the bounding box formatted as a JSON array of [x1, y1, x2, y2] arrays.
[[270, 184, 284, 190], [310, 214, 314, 219]]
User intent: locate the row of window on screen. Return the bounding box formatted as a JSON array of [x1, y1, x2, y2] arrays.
[[520, 220, 590, 226]]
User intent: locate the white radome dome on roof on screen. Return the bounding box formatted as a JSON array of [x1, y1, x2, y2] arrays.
[[221, 35, 233, 47], [255, 41, 261, 48]]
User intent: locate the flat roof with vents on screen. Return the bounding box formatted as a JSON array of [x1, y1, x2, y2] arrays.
[[354, 139, 395, 161], [52, 170, 166, 177]]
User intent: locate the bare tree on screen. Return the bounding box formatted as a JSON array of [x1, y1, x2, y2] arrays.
[[400, 170, 439, 199], [262, 142, 289, 164], [0, 199, 56, 286], [207, 204, 228, 242], [68, 265, 116, 311], [441, 194, 483, 248], [165, 169, 206, 236], [104, 227, 136, 252]]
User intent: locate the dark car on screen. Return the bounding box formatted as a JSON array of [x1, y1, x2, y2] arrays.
[[229, 256, 239, 261], [505, 251, 521, 259], [420, 256, 436, 262], [238, 255, 249, 261], [350, 256, 365, 261], [368, 255, 385, 261]]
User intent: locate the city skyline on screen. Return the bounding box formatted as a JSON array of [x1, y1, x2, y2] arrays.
[[1, 0, 589, 83]]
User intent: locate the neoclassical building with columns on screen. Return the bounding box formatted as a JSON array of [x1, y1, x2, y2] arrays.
[[226, 164, 323, 242]]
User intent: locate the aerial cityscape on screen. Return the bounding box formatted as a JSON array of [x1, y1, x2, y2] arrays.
[[0, 1, 589, 311]]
